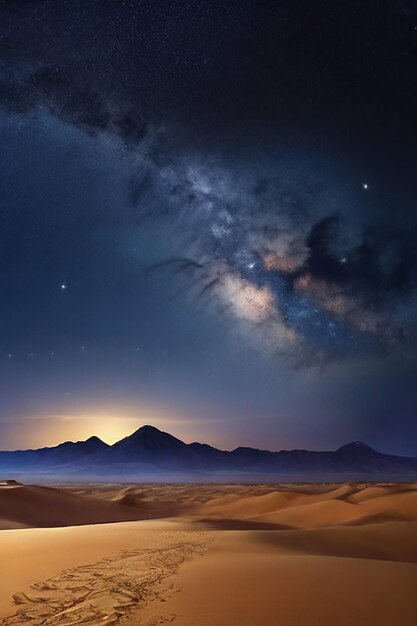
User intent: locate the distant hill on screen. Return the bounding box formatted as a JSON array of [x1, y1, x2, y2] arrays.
[[0, 425, 416, 481], [0, 436, 108, 469]]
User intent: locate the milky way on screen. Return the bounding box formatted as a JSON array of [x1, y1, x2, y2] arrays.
[[0, 0, 416, 453], [138, 153, 417, 366]]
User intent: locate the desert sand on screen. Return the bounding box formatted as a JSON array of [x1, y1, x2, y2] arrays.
[[0, 481, 417, 625]]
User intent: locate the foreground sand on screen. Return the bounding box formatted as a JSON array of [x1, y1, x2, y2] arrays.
[[0, 482, 417, 625]]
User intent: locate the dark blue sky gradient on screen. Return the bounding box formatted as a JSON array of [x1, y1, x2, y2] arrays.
[[0, 1, 416, 454]]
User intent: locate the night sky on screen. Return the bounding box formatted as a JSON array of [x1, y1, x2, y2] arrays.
[[1, 0, 417, 454]]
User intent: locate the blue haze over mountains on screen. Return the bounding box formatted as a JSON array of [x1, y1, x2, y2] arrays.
[[0, 426, 416, 482]]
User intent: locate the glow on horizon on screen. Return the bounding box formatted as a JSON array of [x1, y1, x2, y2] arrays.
[[69, 415, 148, 445], [0, 411, 344, 453], [0, 415, 143, 450], [0, 407, 230, 452], [0, 401, 299, 453], [24, 416, 189, 449]]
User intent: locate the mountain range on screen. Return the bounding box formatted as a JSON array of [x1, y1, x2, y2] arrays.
[[1, 425, 416, 481]]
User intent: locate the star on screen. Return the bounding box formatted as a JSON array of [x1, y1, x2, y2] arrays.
[[362, 183, 368, 190], [60, 283, 67, 290]]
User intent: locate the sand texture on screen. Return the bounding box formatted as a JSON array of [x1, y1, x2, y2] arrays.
[[0, 482, 417, 625], [2, 529, 209, 626]]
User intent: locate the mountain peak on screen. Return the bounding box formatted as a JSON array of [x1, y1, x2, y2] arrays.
[[137, 425, 162, 434], [85, 436, 108, 447], [337, 441, 377, 455], [114, 424, 186, 451], [123, 425, 166, 442], [108, 423, 195, 468]]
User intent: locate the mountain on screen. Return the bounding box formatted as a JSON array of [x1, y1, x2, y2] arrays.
[[0, 436, 108, 471], [0, 426, 416, 480], [337, 441, 379, 456], [89, 425, 202, 470]]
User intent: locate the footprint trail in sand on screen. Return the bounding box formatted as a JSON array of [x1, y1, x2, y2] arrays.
[[1, 531, 210, 625]]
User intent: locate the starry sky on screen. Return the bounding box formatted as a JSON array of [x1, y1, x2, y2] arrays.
[[0, 0, 417, 454]]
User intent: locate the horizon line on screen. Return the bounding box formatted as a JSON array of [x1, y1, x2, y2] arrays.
[[0, 423, 403, 457]]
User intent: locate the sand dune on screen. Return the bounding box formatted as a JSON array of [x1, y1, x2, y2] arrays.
[[0, 484, 147, 527], [191, 481, 417, 528], [0, 520, 209, 622], [251, 522, 417, 562], [151, 537, 417, 626], [346, 483, 417, 503], [0, 481, 416, 625]]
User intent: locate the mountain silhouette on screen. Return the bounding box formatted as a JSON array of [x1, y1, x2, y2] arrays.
[[337, 441, 379, 456], [92, 425, 202, 469], [0, 435, 108, 470], [0, 426, 416, 480]]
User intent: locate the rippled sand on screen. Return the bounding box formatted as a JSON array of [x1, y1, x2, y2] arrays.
[[0, 482, 416, 625]]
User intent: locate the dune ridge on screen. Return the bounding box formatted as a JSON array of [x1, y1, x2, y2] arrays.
[[191, 481, 417, 529], [0, 484, 146, 528], [0, 481, 417, 625]]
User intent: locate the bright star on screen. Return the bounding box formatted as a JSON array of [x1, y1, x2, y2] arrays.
[[362, 183, 368, 190], [61, 283, 67, 290]]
